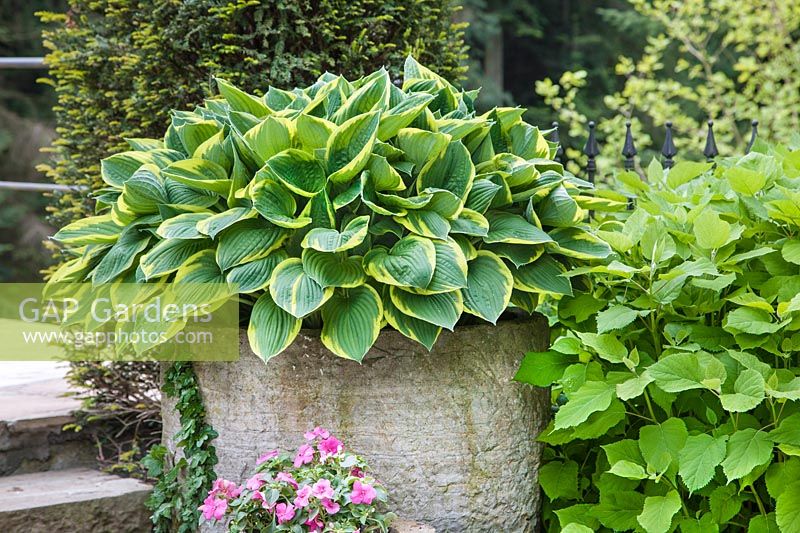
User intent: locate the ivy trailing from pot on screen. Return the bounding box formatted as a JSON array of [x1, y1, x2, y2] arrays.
[[142, 362, 218, 532], [48, 57, 613, 363], [517, 149, 800, 532]]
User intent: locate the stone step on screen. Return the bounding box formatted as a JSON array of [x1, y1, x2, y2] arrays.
[[0, 378, 93, 475], [0, 468, 152, 533]]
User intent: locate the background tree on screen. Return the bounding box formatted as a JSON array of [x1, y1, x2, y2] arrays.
[[536, 0, 800, 175]]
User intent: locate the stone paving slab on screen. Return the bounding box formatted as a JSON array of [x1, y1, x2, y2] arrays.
[[0, 362, 80, 422], [0, 468, 152, 533]]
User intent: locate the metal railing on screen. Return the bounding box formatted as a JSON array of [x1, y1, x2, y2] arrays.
[[0, 57, 45, 69], [0, 56, 75, 193]]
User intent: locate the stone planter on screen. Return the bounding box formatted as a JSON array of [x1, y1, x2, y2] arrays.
[[163, 317, 550, 532]]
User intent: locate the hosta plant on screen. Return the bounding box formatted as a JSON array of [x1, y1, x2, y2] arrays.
[[200, 427, 392, 532], [516, 147, 800, 532], [50, 57, 611, 362]]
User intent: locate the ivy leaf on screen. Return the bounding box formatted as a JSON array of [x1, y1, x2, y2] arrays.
[[639, 418, 688, 473], [636, 490, 682, 533], [538, 460, 579, 500], [678, 434, 727, 492], [554, 381, 616, 430], [719, 369, 766, 412], [721, 429, 774, 482], [596, 305, 644, 334]]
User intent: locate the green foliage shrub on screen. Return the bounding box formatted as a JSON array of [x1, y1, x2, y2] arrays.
[[39, 0, 467, 230], [517, 145, 800, 532], [50, 58, 612, 362]]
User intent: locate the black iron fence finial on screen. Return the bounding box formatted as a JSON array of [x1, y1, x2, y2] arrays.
[[622, 120, 637, 171], [746, 119, 758, 154], [703, 119, 719, 162], [583, 121, 600, 184], [661, 121, 677, 169]]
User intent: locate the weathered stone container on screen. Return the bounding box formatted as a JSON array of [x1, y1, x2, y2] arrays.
[[163, 317, 550, 532]]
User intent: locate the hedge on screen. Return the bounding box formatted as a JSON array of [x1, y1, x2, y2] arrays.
[[39, 0, 467, 229]]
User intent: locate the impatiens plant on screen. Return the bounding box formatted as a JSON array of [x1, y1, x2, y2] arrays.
[[200, 427, 391, 532], [49, 57, 611, 362], [517, 146, 800, 532]]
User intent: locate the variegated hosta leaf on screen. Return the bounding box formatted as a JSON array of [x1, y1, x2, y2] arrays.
[[396, 128, 450, 170], [513, 255, 573, 296], [394, 210, 450, 240], [462, 250, 513, 324], [140, 239, 211, 280], [248, 291, 301, 363], [244, 116, 293, 166], [216, 219, 287, 271], [226, 251, 288, 293], [302, 216, 369, 253], [485, 211, 554, 245], [92, 228, 151, 285], [381, 287, 442, 350], [302, 249, 366, 288], [196, 207, 257, 238], [250, 179, 311, 228], [390, 286, 463, 330], [53, 214, 122, 245], [378, 93, 435, 141], [216, 78, 271, 117], [269, 258, 333, 318], [413, 238, 468, 294], [259, 149, 326, 197], [161, 158, 232, 195], [326, 111, 380, 183], [320, 286, 383, 361], [417, 140, 474, 200], [101, 149, 182, 187], [549, 227, 613, 260], [297, 114, 334, 152], [363, 235, 436, 289], [157, 212, 211, 240]]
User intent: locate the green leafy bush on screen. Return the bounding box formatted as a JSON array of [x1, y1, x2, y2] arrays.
[[50, 58, 610, 362], [517, 146, 800, 531]]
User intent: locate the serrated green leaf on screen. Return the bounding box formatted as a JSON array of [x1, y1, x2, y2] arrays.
[[679, 434, 727, 492]]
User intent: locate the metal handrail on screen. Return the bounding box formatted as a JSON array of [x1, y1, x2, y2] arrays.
[[0, 57, 46, 69], [0, 181, 87, 193]]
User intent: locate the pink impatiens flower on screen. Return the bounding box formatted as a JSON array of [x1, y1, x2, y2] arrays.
[[294, 485, 312, 508], [251, 490, 274, 511], [294, 444, 315, 467], [199, 494, 228, 521], [256, 449, 279, 465], [275, 502, 296, 524], [276, 471, 299, 489], [318, 436, 343, 459], [321, 497, 340, 515], [350, 480, 377, 505], [304, 514, 324, 531], [245, 473, 266, 491], [304, 426, 331, 441], [211, 478, 242, 499], [311, 478, 334, 499]]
